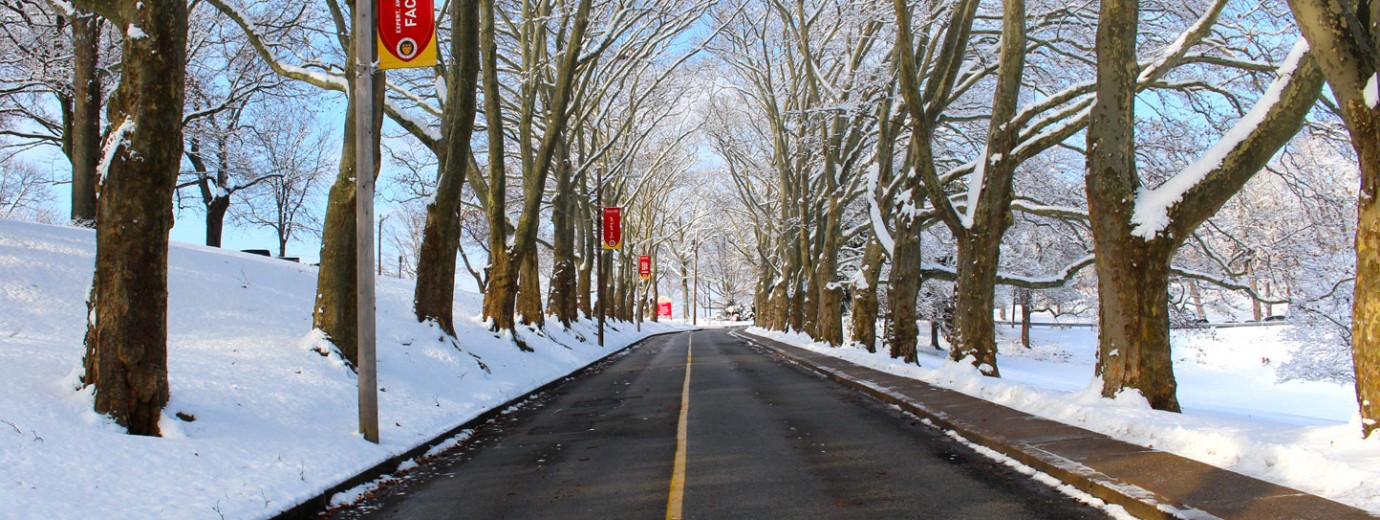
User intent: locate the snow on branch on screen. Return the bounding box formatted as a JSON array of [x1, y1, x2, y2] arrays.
[[1129, 40, 1312, 240], [920, 254, 1095, 290], [865, 167, 896, 256], [1010, 198, 1088, 221]]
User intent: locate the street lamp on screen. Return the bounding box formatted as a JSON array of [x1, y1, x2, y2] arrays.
[[378, 212, 388, 277]]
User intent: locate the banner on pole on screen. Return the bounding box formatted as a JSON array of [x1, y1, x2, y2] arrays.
[[377, 0, 437, 70], [639, 255, 651, 280], [603, 207, 622, 250]]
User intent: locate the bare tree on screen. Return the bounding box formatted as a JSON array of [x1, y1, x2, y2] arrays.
[[235, 102, 329, 257], [0, 159, 59, 222]]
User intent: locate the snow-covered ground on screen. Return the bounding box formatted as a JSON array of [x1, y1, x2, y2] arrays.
[[747, 324, 1380, 513], [0, 219, 690, 519]]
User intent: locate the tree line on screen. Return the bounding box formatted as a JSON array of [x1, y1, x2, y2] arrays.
[[1, 0, 1378, 439], [708, 0, 1380, 436]]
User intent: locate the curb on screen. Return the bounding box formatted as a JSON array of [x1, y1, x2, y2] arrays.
[[273, 328, 691, 520], [732, 329, 1375, 520]]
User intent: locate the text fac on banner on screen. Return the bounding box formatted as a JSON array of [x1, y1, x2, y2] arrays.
[[377, 0, 437, 70], [639, 255, 652, 280], [603, 207, 622, 250]]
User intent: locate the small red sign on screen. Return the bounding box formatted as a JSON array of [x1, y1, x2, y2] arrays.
[[658, 301, 672, 318], [639, 255, 652, 280], [603, 207, 621, 250], [377, 0, 437, 70]]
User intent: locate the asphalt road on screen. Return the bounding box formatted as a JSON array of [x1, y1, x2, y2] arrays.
[[332, 328, 1109, 520]]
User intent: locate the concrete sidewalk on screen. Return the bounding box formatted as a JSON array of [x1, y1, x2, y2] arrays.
[[735, 330, 1375, 520]]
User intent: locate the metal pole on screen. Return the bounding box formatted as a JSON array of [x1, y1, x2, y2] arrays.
[[377, 213, 385, 276], [596, 169, 605, 346], [353, 0, 379, 444]]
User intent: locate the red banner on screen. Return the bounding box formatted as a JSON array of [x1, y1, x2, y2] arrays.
[[377, 0, 437, 70], [639, 255, 652, 280], [603, 207, 621, 250]]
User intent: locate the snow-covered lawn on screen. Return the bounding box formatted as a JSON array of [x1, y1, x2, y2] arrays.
[[0, 219, 690, 519], [747, 324, 1380, 513]]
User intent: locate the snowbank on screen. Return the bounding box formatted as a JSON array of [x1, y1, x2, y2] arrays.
[[0, 219, 690, 518]]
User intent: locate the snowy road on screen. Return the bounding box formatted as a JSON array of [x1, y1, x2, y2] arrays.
[[332, 328, 1108, 519]]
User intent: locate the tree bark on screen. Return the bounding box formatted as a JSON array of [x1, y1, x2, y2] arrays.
[[576, 194, 593, 318], [1018, 288, 1032, 348], [206, 195, 229, 248], [813, 199, 845, 345], [547, 139, 578, 326], [887, 216, 921, 363], [413, 0, 481, 335], [78, 0, 187, 436], [312, 23, 385, 366], [681, 260, 692, 320], [950, 234, 1003, 375], [850, 237, 885, 352], [518, 248, 544, 326], [70, 9, 101, 227]]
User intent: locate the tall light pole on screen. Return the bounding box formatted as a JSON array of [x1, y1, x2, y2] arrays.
[[377, 212, 387, 276], [352, 0, 379, 444], [596, 167, 605, 346]]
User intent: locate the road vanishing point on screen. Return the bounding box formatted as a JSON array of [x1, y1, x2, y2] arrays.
[[331, 328, 1110, 519]]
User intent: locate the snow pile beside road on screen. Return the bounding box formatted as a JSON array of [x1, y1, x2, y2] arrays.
[[0, 219, 690, 519], [747, 325, 1380, 513]]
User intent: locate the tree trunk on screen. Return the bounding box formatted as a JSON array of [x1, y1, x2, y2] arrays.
[[950, 234, 1002, 375], [681, 261, 692, 320], [1189, 280, 1207, 320], [547, 141, 577, 326], [1019, 289, 1032, 348], [1092, 241, 1180, 411], [206, 195, 229, 248], [813, 201, 845, 345], [312, 35, 384, 366], [850, 237, 884, 352], [1084, 0, 1183, 411], [485, 246, 517, 329], [70, 9, 101, 227], [1354, 131, 1380, 436], [650, 270, 660, 322], [620, 259, 635, 321], [518, 248, 544, 326], [80, 0, 187, 436], [1249, 264, 1262, 321], [887, 217, 921, 363], [478, 0, 515, 331], [576, 191, 593, 318], [413, 0, 481, 335]]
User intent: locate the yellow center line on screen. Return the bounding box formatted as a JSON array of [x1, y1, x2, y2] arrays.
[[666, 334, 693, 520]]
